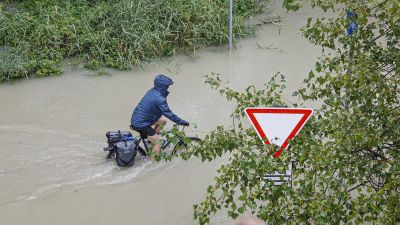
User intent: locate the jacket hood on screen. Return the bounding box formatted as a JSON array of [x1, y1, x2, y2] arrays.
[[154, 74, 173, 96]]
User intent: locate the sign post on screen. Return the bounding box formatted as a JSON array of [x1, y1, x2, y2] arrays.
[[228, 0, 233, 51]]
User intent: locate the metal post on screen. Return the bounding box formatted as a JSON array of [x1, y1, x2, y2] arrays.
[[228, 0, 233, 52], [227, 0, 234, 128]]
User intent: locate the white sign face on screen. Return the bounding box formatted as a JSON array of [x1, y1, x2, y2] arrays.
[[253, 113, 304, 147], [245, 107, 313, 158]]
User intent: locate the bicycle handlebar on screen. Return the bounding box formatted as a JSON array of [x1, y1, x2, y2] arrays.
[[173, 124, 187, 131]]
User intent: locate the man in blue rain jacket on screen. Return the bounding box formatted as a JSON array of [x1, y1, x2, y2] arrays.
[[131, 74, 189, 157]]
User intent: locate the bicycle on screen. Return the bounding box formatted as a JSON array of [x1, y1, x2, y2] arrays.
[[105, 125, 201, 160]]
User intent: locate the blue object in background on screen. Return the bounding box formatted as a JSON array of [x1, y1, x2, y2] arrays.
[[346, 10, 358, 36]]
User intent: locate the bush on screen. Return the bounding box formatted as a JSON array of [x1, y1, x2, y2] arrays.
[[0, 0, 264, 82], [0, 47, 28, 81]]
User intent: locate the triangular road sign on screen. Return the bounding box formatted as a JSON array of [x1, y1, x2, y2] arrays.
[[245, 107, 313, 158]]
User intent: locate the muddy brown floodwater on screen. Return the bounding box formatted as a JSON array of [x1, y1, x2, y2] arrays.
[[0, 1, 327, 225]]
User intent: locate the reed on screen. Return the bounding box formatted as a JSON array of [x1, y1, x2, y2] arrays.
[[0, 0, 264, 82]]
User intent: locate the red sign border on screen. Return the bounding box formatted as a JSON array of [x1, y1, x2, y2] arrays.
[[245, 107, 313, 158]]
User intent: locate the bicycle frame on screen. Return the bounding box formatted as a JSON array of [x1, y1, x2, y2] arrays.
[[134, 125, 186, 156]]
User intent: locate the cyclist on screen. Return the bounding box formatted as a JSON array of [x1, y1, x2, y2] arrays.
[[130, 74, 189, 159]]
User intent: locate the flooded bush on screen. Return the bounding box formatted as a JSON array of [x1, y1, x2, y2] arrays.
[[0, 0, 264, 82], [0, 47, 28, 81]]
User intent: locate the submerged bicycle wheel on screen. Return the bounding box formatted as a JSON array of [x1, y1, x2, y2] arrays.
[[171, 137, 202, 155]]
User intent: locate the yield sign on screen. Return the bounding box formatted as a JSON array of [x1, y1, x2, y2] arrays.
[[245, 107, 313, 158]]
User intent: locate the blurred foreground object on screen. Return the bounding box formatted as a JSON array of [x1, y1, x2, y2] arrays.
[[230, 215, 266, 225]]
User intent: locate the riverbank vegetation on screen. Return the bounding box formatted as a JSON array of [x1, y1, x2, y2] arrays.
[[162, 0, 400, 224], [0, 0, 264, 82]]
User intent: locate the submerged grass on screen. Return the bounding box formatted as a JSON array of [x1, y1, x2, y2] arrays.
[[0, 0, 265, 82]]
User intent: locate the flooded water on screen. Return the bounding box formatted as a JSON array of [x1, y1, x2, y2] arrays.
[[0, 1, 326, 225]]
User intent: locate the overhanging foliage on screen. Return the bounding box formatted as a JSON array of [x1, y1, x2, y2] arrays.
[[162, 0, 400, 224]]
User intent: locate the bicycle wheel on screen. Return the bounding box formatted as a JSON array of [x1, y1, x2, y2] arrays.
[[171, 137, 202, 155]]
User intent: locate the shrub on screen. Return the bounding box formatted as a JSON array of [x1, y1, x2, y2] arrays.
[[0, 0, 264, 82]]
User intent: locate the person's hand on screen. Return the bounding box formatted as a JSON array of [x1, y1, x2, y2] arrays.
[[180, 120, 189, 126]]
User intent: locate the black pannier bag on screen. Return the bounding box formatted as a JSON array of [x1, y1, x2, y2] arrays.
[[104, 131, 137, 167]]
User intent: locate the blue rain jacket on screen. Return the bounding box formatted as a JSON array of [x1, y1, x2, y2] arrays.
[[131, 75, 188, 129]]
